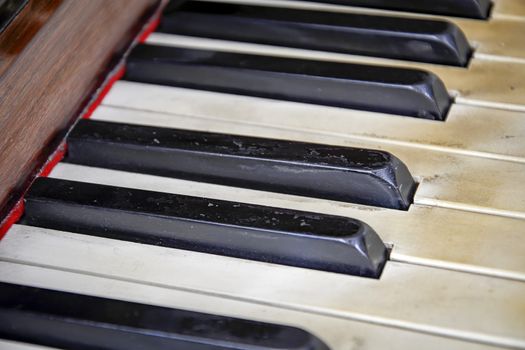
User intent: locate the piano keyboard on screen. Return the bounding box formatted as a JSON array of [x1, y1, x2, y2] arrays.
[[1, 0, 525, 349]]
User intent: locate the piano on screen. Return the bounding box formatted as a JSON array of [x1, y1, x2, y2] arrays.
[[0, 0, 524, 348]]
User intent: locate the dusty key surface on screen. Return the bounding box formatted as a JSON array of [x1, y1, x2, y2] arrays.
[[98, 87, 525, 220], [66, 119, 417, 210], [23, 177, 389, 278], [49, 162, 525, 281]]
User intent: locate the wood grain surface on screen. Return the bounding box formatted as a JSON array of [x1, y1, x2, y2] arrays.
[[0, 0, 62, 77], [0, 0, 158, 220]]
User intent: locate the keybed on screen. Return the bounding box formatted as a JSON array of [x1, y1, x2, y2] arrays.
[[2, 0, 525, 349]]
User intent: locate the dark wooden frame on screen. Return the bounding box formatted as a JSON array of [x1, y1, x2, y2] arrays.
[[0, 0, 159, 221]]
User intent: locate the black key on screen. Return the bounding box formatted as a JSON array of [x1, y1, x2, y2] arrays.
[[66, 120, 417, 210], [159, 1, 471, 66], [0, 0, 29, 33], [23, 177, 389, 278], [125, 44, 451, 120], [0, 282, 330, 350], [295, 0, 492, 20]]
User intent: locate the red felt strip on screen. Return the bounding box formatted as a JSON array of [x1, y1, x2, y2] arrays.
[[138, 16, 161, 43], [82, 65, 126, 120], [0, 202, 24, 240]]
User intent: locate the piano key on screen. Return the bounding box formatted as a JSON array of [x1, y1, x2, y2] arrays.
[[293, 0, 492, 19], [157, 1, 525, 63], [98, 93, 525, 220], [0, 282, 329, 350], [23, 177, 389, 278], [50, 163, 525, 281], [491, 0, 525, 20], [145, 32, 525, 112], [0, 263, 505, 350], [0, 340, 59, 350], [66, 119, 417, 210], [125, 44, 452, 120], [2, 225, 525, 348], [285, 0, 525, 21], [100, 83, 525, 163], [158, 1, 471, 66], [454, 19, 525, 62]]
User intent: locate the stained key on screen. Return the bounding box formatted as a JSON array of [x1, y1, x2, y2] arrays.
[[0, 282, 330, 349], [23, 177, 389, 278], [65, 119, 417, 210], [159, 1, 471, 66], [125, 44, 452, 120]]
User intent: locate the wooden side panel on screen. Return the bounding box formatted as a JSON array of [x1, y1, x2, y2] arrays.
[[0, 1, 63, 77], [0, 0, 158, 218]]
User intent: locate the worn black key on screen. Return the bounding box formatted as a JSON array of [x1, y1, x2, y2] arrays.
[[125, 44, 451, 120], [23, 177, 389, 278], [159, 1, 471, 66], [66, 120, 417, 210], [295, 0, 492, 20], [0, 282, 330, 350]]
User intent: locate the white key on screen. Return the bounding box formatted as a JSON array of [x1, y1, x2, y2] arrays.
[[492, 0, 525, 20], [99, 84, 525, 163], [1, 225, 524, 348], [145, 32, 525, 112], [213, 0, 525, 21], [0, 340, 59, 350], [94, 99, 525, 219], [0, 261, 505, 350], [200, 0, 525, 61], [49, 163, 525, 281]]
